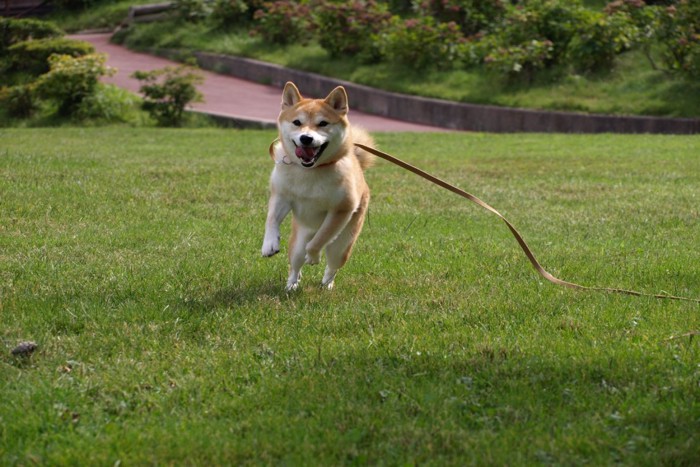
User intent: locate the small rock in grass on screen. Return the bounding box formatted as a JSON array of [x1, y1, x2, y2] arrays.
[[11, 341, 38, 357]]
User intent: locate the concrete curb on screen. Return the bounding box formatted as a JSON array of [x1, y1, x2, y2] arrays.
[[150, 47, 699, 134], [192, 110, 276, 130]]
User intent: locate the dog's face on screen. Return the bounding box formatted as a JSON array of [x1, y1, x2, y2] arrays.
[[278, 82, 349, 168]]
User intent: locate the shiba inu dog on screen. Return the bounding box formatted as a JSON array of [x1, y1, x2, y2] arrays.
[[262, 82, 374, 291]]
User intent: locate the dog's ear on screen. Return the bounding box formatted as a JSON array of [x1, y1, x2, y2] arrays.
[[282, 82, 302, 110], [324, 86, 348, 116]]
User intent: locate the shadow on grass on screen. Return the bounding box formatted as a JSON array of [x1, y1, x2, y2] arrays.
[[307, 347, 699, 464], [211, 279, 284, 305], [176, 277, 288, 313]]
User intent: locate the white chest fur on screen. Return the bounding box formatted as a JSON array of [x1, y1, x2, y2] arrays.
[[271, 158, 362, 228]]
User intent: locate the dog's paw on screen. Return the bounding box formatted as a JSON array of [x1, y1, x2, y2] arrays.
[[285, 280, 300, 292], [261, 239, 280, 257], [305, 249, 320, 265], [321, 269, 336, 290]]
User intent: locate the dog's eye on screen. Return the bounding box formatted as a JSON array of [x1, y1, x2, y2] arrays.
[[292, 119, 302, 127], [318, 121, 328, 127]]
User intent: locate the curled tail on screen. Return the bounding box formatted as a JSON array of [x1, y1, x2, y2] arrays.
[[351, 126, 375, 170]]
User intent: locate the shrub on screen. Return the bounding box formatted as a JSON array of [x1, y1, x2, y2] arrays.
[[252, 1, 312, 45], [0, 84, 39, 118], [413, 0, 507, 36], [497, 0, 584, 66], [605, 0, 657, 42], [568, 9, 638, 73], [74, 84, 140, 123], [313, 0, 392, 58], [384, 0, 413, 15], [8, 37, 94, 76], [605, 0, 659, 67], [34, 53, 114, 116], [655, 0, 700, 79], [173, 0, 213, 22], [380, 17, 467, 70], [210, 0, 264, 27], [471, 0, 586, 79], [483, 38, 554, 80], [132, 65, 204, 126], [0, 18, 63, 56], [51, 0, 103, 10]]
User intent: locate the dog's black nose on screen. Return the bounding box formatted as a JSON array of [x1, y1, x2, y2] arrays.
[[299, 135, 314, 146]]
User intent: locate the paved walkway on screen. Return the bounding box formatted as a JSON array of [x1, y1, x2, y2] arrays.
[[72, 33, 448, 132]]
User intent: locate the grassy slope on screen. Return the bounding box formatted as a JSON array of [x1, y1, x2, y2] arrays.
[[1, 129, 699, 464], [46, 0, 156, 32], [44, 1, 700, 118], [115, 21, 700, 118]]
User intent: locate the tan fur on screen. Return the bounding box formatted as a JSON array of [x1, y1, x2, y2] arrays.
[[350, 127, 375, 170], [262, 82, 374, 290]]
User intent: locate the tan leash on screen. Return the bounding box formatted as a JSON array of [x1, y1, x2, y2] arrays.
[[355, 143, 700, 304]]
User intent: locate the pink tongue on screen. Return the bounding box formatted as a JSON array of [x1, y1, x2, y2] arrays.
[[295, 146, 316, 160]]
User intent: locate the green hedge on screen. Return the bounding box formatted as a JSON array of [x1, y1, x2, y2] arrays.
[[0, 17, 140, 124], [0, 18, 64, 56], [7, 37, 94, 75]]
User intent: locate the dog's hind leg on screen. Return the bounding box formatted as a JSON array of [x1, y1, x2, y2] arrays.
[[287, 220, 313, 291], [322, 193, 369, 289]]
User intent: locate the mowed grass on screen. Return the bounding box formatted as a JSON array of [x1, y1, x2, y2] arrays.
[[1, 128, 699, 465]]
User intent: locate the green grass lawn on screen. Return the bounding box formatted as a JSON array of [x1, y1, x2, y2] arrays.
[[1, 128, 699, 464]]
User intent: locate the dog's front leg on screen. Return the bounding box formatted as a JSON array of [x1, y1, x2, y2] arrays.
[[305, 210, 353, 264], [262, 192, 291, 257]]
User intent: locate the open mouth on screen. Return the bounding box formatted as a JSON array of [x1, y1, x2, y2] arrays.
[[294, 142, 329, 168]]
